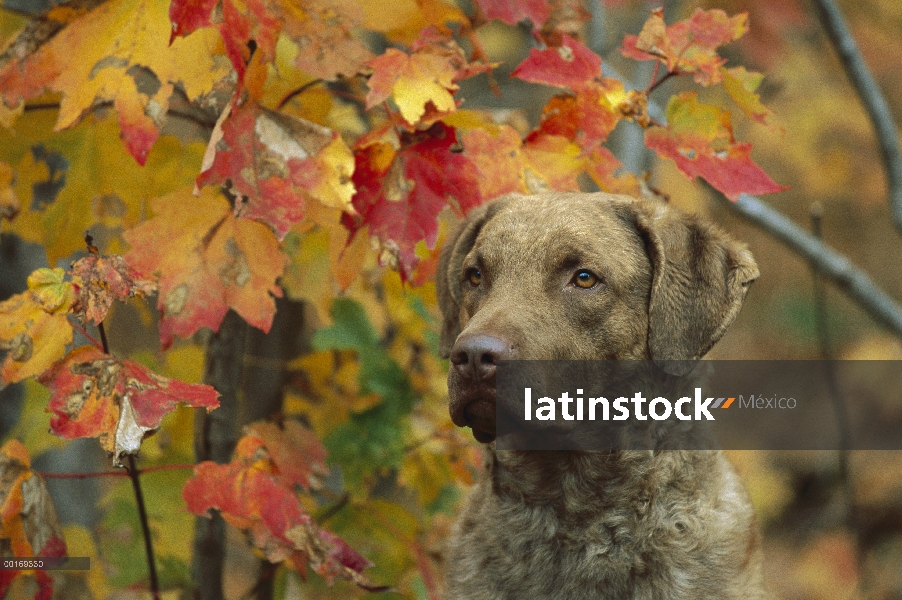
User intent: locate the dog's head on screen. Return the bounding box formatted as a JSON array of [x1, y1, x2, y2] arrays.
[[436, 192, 759, 442]]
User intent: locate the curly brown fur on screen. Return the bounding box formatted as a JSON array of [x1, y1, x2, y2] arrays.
[[438, 192, 764, 600]]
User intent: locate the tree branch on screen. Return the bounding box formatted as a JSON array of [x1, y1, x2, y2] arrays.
[[723, 194, 902, 336], [811, 0, 902, 234], [601, 62, 902, 338]]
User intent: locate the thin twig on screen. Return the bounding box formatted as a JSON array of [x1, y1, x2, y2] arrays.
[[727, 194, 902, 337], [39, 463, 196, 479], [98, 320, 160, 600], [127, 454, 162, 600], [276, 79, 325, 111], [811, 0, 902, 234]]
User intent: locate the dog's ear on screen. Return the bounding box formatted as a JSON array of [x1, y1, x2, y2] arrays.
[[628, 199, 759, 375], [436, 198, 511, 358]]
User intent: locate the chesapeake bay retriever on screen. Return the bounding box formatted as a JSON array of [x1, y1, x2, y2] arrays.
[[437, 192, 764, 599]]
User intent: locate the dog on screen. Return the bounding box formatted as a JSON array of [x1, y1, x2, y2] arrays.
[[437, 192, 765, 599]]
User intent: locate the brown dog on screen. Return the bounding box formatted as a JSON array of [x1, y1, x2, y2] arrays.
[[437, 192, 765, 599]]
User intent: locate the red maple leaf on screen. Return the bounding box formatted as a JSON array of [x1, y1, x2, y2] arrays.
[[512, 35, 602, 90], [344, 122, 482, 279], [40, 346, 219, 465], [197, 104, 355, 239], [69, 254, 157, 325], [645, 92, 786, 200], [621, 8, 748, 86], [184, 429, 380, 588]]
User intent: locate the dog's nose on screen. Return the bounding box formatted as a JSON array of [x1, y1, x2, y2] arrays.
[[450, 334, 512, 382]]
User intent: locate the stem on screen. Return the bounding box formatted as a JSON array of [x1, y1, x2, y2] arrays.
[[97, 320, 160, 599], [39, 463, 196, 479], [66, 315, 104, 350], [276, 79, 324, 110], [127, 455, 161, 600]]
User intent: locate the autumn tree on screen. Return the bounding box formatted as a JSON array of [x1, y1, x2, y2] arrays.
[[1, 0, 901, 598]]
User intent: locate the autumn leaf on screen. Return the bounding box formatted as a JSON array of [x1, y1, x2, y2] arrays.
[[645, 92, 786, 200], [0, 440, 67, 599], [522, 133, 586, 191], [40, 345, 219, 465], [721, 66, 776, 127], [0, 0, 230, 164], [0, 268, 74, 385], [460, 125, 530, 200], [69, 253, 157, 325], [530, 79, 627, 150], [243, 420, 328, 491], [621, 8, 748, 85], [344, 122, 482, 278], [366, 48, 457, 126], [511, 34, 601, 90], [475, 0, 549, 26], [183, 428, 382, 589], [123, 185, 287, 348], [197, 104, 355, 239]]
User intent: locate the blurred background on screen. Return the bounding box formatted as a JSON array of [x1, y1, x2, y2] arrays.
[[1, 0, 901, 598]]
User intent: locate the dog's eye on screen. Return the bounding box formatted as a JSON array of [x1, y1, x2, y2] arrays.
[[466, 268, 482, 286], [572, 269, 599, 289]]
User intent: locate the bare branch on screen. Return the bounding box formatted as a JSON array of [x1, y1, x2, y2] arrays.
[[601, 62, 902, 338], [811, 0, 902, 234], [725, 194, 902, 336]]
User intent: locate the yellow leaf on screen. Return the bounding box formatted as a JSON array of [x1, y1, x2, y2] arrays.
[[26, 267, 74, 314], [0, 290, 73, 384], [0, 162, 18, 222]]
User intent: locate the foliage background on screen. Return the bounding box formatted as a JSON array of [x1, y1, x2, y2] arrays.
[[0, 0, 901, 598]]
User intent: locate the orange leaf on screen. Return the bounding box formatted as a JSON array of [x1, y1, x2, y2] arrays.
[[645, 92, 786, 200], [197, 104, 356, 239], [123, 186, 287, 348], [41, 346, 219, 465], [621, 8, 748, 85], [183, 424, 381, 589], [0, 440, 67, 599], [461, 125, 530, 200], [69, 254, 157, 325], [522, 133, 586, 192], [244, 420, 328, 491], [0, 0, 230, 164]]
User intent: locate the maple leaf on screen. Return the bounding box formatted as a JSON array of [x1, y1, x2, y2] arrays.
[[721, 66, 776, 127], [344, 122, 482, 278], [123, 185, 287, 348], [644, 92, 786, 200], [0, 440, 67, 600], [183, 429, 381, 589], [366, 48, 458, 126], [621, 8, 748, 86], [0, 268, 74, 385], [243, 420, 328, 491], [170, 0, 372, 87], [460, 125, 530, 200], [197, 104, 355, 239], [41, 345, 219, 465], [0, 162, 19, 222], [522, 133, 585, 191], [585, 147, 641, 196], [475, 0, 549, 26], [511, 34, 601, 90], [69, 254, 157, 325], [531, 79, 627, 150], [0, 0, 230, 164]]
